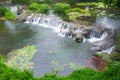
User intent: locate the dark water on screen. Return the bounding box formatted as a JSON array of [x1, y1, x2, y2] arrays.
[[0, 20, 94, 77]]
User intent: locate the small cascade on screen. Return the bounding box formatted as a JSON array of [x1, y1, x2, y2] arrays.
[[101, 46, 116, 54], [88, 31, 108, 43], [24, 13, 116, 54], [10, 6, 17, 15], [25, 13, 34, 23], [24, 13, 76, 38]]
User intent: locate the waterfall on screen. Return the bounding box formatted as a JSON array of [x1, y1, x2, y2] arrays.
[[10, 6, 17, 15], [25, 13, 34, 23], [24, 13, 72, 37], [88, 31, 108, 43], [100, 46, 116, 54], [24, 13, 116, 54]]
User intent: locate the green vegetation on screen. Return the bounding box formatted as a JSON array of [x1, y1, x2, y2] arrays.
[[38, 4, 50, 13], [101, 0, 120, 8], [0, 6, 15, 20], [28, 3, 50, 13], [5, 12, 15, 20], [28, 3, 40, 11], [5, 45, 36, 70], [54, 3, 70, 14], [1, 54, 120, 80], [116, 34, 120, 50], [0, 6, 7, 16], [12, 0, 37, 4]]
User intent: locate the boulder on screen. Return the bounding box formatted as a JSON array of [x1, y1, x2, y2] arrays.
[[75, 34, 83, 43], [17, 9, 23, 15], [92, 37, 116, 51]]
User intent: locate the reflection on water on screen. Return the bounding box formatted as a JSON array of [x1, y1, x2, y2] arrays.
[[0, 21, 94, 77]]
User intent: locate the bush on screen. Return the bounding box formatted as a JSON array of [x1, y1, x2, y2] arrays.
[[5, 12, 15, 20], [43, 0, 52, 4], [12, 0, 37, 4], [28, 3, 40, 11], [54, 3, 70, 14], [28, 3, 49, 13], [0, 6, 7, 16], [38, 4, 49, 13]]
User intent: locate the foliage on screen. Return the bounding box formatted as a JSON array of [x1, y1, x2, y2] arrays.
[[76, 2, 104, 8], [0, 6, 15, 20], [0, 6, 7, 16], [5, 12, 15, 20], [28, 3, 40, 11], [43, 0, 52, 4], [116, 34, 120, 50], [100, 0, 120, 8], [12, 0, 37, 4], [1, 54, 120, 80], [115, 0, 120, 8], [68, 8, 91, 20], [38, 4, 50, 13], [54, 3, 70, 14], [28, 3, 49, 13], [5, 45, 36, 70]]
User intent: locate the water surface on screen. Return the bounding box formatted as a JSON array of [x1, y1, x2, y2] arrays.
[[0, 20, 94, 77]]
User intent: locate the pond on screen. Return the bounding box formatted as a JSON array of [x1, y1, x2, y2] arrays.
[[0, 20, 94, 77]]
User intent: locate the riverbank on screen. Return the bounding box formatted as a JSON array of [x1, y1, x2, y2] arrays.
[[0, 55, 120, 80]]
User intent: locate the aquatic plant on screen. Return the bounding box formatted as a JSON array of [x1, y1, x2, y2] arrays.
[[5, 45, 37, 70]]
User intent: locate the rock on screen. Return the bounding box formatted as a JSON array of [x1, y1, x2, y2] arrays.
[[17, 9, 23, 15], [88, 56, 108, 71], [92, 37, 116, 51], [91, 47, 101, 52], [75, 34, 83, 43]]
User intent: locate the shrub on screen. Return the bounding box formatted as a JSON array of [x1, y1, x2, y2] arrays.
[[54, 3, 70, 14], [43, 0, 52, 4], [28, 3, 40, 11], [12, 0, 37, 4], [0, 6, 7, 16], [38, 4, 49, 13], [5, 12, 15, 20]]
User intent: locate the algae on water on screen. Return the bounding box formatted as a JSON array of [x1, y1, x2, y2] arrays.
[[5, 45, 37, 70]]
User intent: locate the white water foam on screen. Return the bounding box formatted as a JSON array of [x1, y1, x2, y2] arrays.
[[88, 31, 108, 43], [10, 6, 17, 15]]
